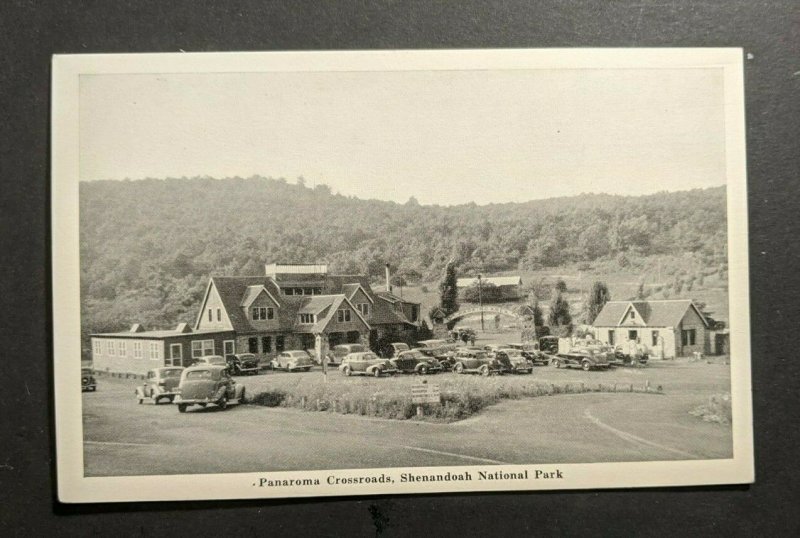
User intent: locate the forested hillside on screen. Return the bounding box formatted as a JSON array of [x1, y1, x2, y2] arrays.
[[79, 176, 727, 342]]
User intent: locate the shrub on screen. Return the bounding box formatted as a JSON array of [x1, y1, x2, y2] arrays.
[[689, 393, 732, 424]]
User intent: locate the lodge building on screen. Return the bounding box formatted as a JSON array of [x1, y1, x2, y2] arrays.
[[591, 299, 710, 359], [90, 263, 422, 374]]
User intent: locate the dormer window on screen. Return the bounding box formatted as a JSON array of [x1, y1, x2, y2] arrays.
[[299, 313, 315, 324], [356, 303, 370, 317], [252, 307, 274, 320]]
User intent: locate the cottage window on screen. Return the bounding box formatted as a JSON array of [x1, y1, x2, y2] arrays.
[[608, 330, 615, 346], [107, 341, 115, 356], [133, 342, 143, 359], [117, 341, 126, 356], [252, 307, 272, 320], [630, 310, 636, 320], [248, 337, 258, 353], [299, 313, 315, 324], [337, 309, 352, 323], [216, 308, 221, 322], [93, 340, 102, 355], [262, 336, 272, 353], [267, 307, 274, 320], [356, 303, 370, 317], [149, 342, 160, 360], [276, 335, 285, 352], [191, 339, 215, 358], [208, 309, 212, 322], [652, 331, 660, 347], [681, 329, 697, 346]]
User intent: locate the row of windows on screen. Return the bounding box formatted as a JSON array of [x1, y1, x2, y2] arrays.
[[356, 303, 370, 317], [207, 308, 222, 322], [283, 287, 322, 296], [92, 340, 160, 359], [299, 313, 316, 324], [252, 307, 275, 321], [248, 335, 285, 354], [337, 309, 352, 323]]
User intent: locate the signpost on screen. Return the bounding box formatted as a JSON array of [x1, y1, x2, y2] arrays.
[[411, 381, 441, 417]]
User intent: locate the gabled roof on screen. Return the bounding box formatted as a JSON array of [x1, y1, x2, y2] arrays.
[[240, 284, 281, 308], [203, 276, 285, 333], [457, 276, 522, 287], [592, 300, 709, 328], [306, 295, 370, 333], [341, 283, 374, 303]]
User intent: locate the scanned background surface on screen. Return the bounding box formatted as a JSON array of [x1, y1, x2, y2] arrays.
[[2, 0, 799, 535]]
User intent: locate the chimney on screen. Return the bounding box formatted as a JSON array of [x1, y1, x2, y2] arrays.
[[385, 263, 392, 293]]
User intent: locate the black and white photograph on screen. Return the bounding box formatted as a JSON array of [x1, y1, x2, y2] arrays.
[[51, 49, 752, 502]]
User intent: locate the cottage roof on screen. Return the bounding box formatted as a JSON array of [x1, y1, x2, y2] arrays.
[[592, 300, 708, 328], [456, 276, 522, 288]]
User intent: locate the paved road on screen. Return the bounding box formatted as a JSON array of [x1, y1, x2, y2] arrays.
[[83, 361, 732, 476]]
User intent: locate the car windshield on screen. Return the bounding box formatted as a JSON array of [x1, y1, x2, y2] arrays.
[[186, 369, 215, 379], [202, 356, 226, 365], [162, 369, 182, 377], [361, 353, 379, 361], [238, 354, 255, 360], [400, 351, 424, 360]]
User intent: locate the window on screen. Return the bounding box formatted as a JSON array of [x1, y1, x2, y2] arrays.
[[149, 342, 160, 360], [117, 341, 126, 356], [133, 341, 143, 359], [276, 335, 285, 353], [261, 336, 272, 353], [337, 309, 352, 323], [208, 309, 212, 322], [223, 340, 235, 355], [216, 308, 221, 322], [191, 339, 215, 358], [630, 310, 636, 320], [252, 307, 274, 321], [652, 331, 660, 347], [299, 313, 315, 324], [411, 305, 419, 322], [170, 344, 182, 360], [628, 330, 638, 341], [93, 340, 102, 355], [356, 303, 370, 317], [608, 330, 615, 345], [107, 341, 115, 356], [682, 329, 697, 346], [248, 337, 258, 353]]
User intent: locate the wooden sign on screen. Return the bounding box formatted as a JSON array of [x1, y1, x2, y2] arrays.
[[411, 382, 440, 404]]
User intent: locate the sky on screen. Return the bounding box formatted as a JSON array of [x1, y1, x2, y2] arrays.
[[79, 67, 726, 206]]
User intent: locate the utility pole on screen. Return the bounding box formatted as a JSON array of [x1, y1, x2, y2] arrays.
[[478, 273, 484, 332]]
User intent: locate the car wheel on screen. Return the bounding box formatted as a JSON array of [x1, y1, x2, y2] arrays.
[[343, 366, 352, 377], [582, 359, 591, 371], [479, 365, 490, 377], [552, 359, 560, 369], [454, 363, 464, 374], [151, 393, 160, 405], [239, 387, 246, 403], [418, 365, 428, 375], [178, 404, 187, 413], [218, 396, 228, 410], [373, 368, 382, 378], [137, 397, 143, 404]]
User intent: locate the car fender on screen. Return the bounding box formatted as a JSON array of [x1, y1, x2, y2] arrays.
[[365, 365, 380, 375]]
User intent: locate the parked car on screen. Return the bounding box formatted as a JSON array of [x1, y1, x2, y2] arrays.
[[174, 365, 245, 413], [327, 343, 366, 365], [538, 336, 560, 355], [493, 349, 533, 374], [415, 339, 458, 362], [451, 348, 505, 376], [227, 353, 260, 375], [193, 355, 228, 368], [81, 367, 97, 392], [389, 350, 442, 375], [384, 342, 410, 359], [339, 351, 397, 377], [271, 350, 314, 372], [611, 344, 649, 366], [550, 349, 610, 371], [136, 367, 183, 404], [506, 342, 550, 365]]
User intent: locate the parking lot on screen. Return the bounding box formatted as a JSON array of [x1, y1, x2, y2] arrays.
[[83, 358, 733, 477]]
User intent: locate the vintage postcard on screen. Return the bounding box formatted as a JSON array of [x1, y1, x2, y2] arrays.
[[52, 49, 752, 503]]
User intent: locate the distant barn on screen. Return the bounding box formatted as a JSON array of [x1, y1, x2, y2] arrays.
[[456, 275, 523, 301]]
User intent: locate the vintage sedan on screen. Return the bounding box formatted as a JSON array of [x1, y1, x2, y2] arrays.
[[550, 349, 610, 371], [415, 339, 458, 368], [451, 348, 505, 376], [81, 367, 97, 392], [174, 365, 245, 413], [327, 343, 366, 365], [272, 350, 314, 372], [384, 342, 410, 359], [227, 353, 260, 375], [339, 351, 397, 377], [193, 355, 228, 368], [136, 367, 183, 404], [493, 349, 533, 374], [506, 342, 550, 366], [389, 350, 442, 375]]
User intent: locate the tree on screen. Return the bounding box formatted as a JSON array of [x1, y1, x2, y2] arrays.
[[531, 299, 545, 327], [548, 291, 572, 330], [635, 280, 646, 300], [586, 281, 611, 325], [439, 261, 459, 316]]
